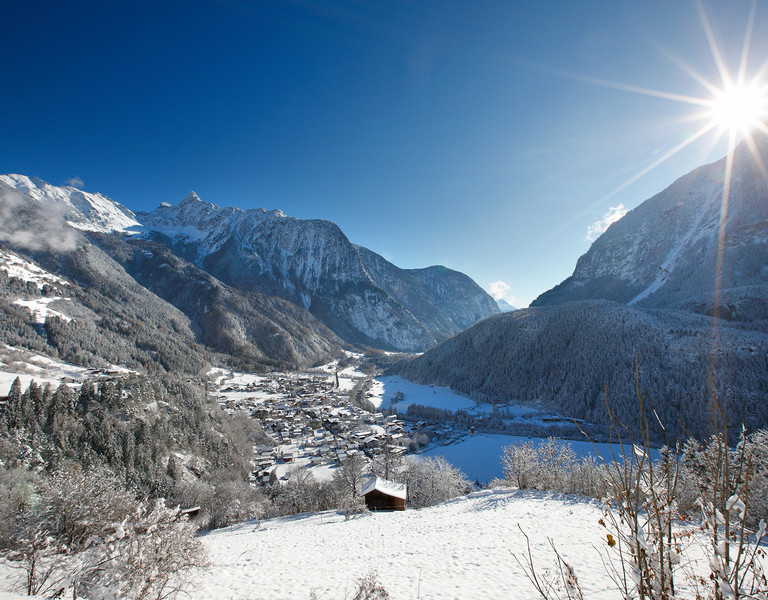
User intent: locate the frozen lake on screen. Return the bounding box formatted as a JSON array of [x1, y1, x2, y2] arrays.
[[419, 432, 660, 484]]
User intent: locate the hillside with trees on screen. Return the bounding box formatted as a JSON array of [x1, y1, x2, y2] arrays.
[[397, 301, 768, 439]]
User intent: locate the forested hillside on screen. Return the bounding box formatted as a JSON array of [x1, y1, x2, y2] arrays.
[[397, 301, 768, 439], [0, 243, 215, 375]]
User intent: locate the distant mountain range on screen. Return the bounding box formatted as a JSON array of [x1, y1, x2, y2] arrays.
[[495, 298, 516, 312], [0, 174, 498, 374], [136, 192, 498, 351], [397, 129, 768, 438]]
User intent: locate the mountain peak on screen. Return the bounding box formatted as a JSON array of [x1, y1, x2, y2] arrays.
[[181, 191, 203, 205]]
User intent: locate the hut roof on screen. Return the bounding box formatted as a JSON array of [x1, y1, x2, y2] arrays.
[[360, 477, 407, 500]]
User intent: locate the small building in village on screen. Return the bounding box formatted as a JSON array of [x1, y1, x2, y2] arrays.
[[360, 477, 407, 511]]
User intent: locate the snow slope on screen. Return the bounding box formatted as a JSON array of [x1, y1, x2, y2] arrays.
[[0, 249, 69, 289], [370, 375, 477, 412], [0, 174, 141, 234], [0, 345, 134, 396], [192, 488, 707, 600]]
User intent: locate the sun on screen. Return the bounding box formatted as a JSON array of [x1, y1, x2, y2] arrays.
[[570, 0, 768, 206], [705, 80, 768, 136]]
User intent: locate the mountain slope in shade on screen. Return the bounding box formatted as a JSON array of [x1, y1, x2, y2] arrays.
[[89, 233, 343, 369], [138, 194, 498, 351], [354, 246, 498, 342], [532, 129, 768, 324], [397, 301, 768, 439], [404, 265, 500, 329]]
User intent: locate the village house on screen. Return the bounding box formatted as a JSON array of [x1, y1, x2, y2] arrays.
[[360, 477, 407, 511]]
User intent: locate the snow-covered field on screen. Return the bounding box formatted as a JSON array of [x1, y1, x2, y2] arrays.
[[0, 248, 69, 289], [192, 487, 707, 600], [370, 375, 545, 420], [370, 375, 478, 412], [12, 297, 72, 323], [0, 345, 134, 396]]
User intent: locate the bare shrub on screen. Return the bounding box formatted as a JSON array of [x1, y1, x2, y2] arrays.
[[36, 463, 136, 550], [351, 571, 389, 600], [500, 438, 608, 497], [514, 525, 584, 600], [501, 441, 541, 490], [75, 498, 208, 600], [333, 454, 367, 497], [205, 480, 266, 530], [0, 465, 208, 598]]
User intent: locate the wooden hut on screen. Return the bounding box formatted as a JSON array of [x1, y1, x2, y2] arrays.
[[360, 477, 407, 511]]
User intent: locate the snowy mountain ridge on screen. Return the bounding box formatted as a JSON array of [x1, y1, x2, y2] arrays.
[[0, 174, 498, 352], [0, 174, 141, 235], [137, 192, 291, 258]]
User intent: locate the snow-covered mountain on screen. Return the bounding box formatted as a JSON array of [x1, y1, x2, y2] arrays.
[[0, 174, 141, 235], [532, 129, 768, 321], [0, 174, 497, 354], [495, 298, 517, 312], [137, 192, 498, 351]]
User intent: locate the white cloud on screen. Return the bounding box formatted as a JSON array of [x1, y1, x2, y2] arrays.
[[488, 280, 509, 300], [488, 281, 516, 305], [585, 204, 628, 242], [0, 188, 79, 251], [64, 176, 84, 189]]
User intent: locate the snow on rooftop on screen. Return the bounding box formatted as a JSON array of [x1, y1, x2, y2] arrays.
[[360, 477, 407, 500]]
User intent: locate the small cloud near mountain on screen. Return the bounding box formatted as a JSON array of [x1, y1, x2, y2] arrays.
[[585, 204, 627, 242], [488, 280, 516, 305], [65, 176, 85, 188]]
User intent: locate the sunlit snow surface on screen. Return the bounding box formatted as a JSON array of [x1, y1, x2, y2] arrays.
[[370, 375, 476, 412], [12, 298, 72, 323], [370, 375, 540, 418], [0, 174, 142, 234], [0, 345, 133, 395], [0, 249, 69, 289], [192, 488, 708, 600]]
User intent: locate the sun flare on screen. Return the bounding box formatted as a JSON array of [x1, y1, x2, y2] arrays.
[[706, 81, 768, 136]]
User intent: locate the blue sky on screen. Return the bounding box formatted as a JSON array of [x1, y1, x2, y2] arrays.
[[2, 1, 766, 306]]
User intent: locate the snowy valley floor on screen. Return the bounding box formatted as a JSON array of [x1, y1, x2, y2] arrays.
[[192, 488, 708, 600]]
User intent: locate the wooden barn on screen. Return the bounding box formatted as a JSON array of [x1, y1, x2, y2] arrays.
[[360, 477, 407, 511]]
